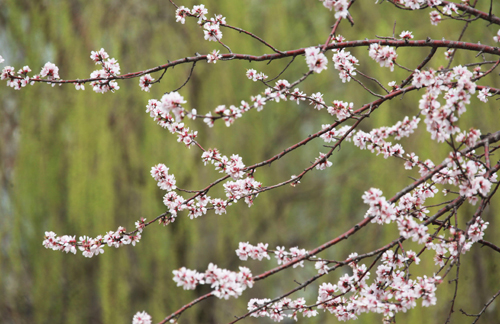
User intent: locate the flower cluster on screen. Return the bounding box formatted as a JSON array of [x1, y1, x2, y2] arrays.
[[414, 66, 476, 143], [204, 21, 223, 42], [173, 263, 253, 299], [236, 242, 308, 267], [0, 59, 63, 90], [42, 226, 141, 258], [320, 125, 353, 143], [429, 10, 442, 25], [467, 217, 489, 243], [139, 74, 155, 92], [308, 92, 325, 109], [132, 311, 152, 324], [175, 4, 208, 24], [332, 49, 358, 82], [1, 65, 30, 90], [304, 47, 328, 74], [246, 248, 440, 323], [223, 176, 261, 207], [151, 164, 177, 191], [175, 4, 227, 42], [274, 246, 309, 267], [315, 259, 330, 274], [368, 44, 397, 72], [235, 242, 271, 261], [246, 68, 268, 82], [361, 180, 492, 273], [40, 62, 60, 80], [201, 150, 247, 180], [145, 92, 198, 146], [362, 188, 397, 224], [319, 0, 350, 19], [353, 130, 406, 159], [266, 79, 290, 102], [455, 128, 481, 148], [327, 100, 353, 120], [400, 0, 428, 10], [314, 258, 441, 322], [435, 154, 495, 204], [89, 48, 120, 93], [352, 115, 420, 159]]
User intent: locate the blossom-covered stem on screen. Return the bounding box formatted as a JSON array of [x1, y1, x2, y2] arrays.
[[158, 292, 214, 324], [221, 99, 498, 198], [8, 40, 500, 87], [232, 239, 401, 324], [392, 131, 500, 204], [306, 250, 385, 309], [233, 193, 478, 323]]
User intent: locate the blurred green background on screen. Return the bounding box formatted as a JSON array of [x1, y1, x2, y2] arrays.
[[1, 0, 499, 323]]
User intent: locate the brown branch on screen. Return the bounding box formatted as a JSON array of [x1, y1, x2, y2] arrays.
[[11, 40, 500, 86]]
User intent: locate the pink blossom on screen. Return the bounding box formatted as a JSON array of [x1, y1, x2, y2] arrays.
[[332, 49, 358, 82], [207, 49, 222, 63], [477, 88, 491, 102], [90, 48, 109, 64], [494, 29, 500, 42], [175, 6, 190, 24], [429, 11, 441, 25], [304, 47, 328, 73], [369, 44, 397, 71], [315, 260, 329, 274], [320, 0, 350, 19], [191, 4, 208, 22], [40, 62, 60, 80], [132, 311, 152, 324], [203, 22, 222, 42], [173, 267, 205, 290], [399, 30, 413, 40], [315, 152, 332, 170], [139, 74, 154, 92]]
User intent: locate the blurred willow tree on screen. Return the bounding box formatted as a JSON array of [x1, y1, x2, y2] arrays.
[[0, 0, 499, 323]]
